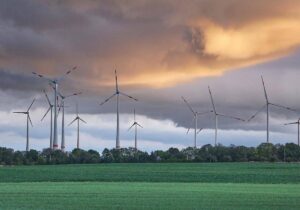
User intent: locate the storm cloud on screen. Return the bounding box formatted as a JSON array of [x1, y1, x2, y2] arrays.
[[1, 0, 300, 150]]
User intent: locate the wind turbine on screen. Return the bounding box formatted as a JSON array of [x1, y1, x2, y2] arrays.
[[58, 91, 82, 151], [68, 104, 86, 149], [128, 109, 143, 150], [248, 76, 295, 143], [182, 96, 211, 148], [186, 127, 204, 147], [284, 118, 300, 146], [100, 70, 138, 149], [32, 66, 77, 150], [13, 99, 35, 152], [41, 90, 54, 149], [208, 86, 244, 146]]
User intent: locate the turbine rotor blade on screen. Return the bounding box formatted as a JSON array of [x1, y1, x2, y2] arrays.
[[181, 96, 195, 115], [197, 128, 203, 134], [27, 98, 36, 112], [56, 66, 77, 83], [79, 118, 87, 124], [64, 92, 82, 99], [269, 103, 297, 112], [197, 110, 213, 116], [68, 118, 77, 126], [136, 123, 143, 128], [57, 100, 63, 116], [43, 90, 52, 106], [41, 107, 51, 121], [284, 122, 298, 125], [100, 93, 117, 106], [115, 69, 119, 91], [261, 76, 269, 102], [128, 124, 135, 131], [208, 86, 217, 114], [13, 111, 27, 114], [247, 104, 267, 122], [65, 66, 77, 75], [58, 91, 64, 99], [218, 113, 244, 121], [186, 128, 190, 135], [119, 92, 138, 101], [32, 72, 53, 83], [28, 114, 33, 127]]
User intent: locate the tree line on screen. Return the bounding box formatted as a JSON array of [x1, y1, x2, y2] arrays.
[[0, 143, 300, 165]]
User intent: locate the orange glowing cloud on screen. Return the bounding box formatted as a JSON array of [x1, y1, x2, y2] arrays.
[[131, 18, 300, 87], [93, 2, 300, 88], [202, 18, 300, 60], [1, 0, 300, 89]]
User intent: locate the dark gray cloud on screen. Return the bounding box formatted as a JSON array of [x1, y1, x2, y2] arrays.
[[0, 0, 300, 138], [0, 69, 44, 91], [0, 0, 87, 31]]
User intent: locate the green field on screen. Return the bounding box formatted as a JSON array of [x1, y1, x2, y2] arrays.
[[0, 163, 300, 209]]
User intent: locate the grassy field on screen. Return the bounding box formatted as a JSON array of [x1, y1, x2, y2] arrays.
[[0, 163, 300, 209], [0, 162, 300, 183], [0, 182, 300, 210]]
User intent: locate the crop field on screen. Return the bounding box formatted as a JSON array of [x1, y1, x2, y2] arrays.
[[0, 163, 300, 209]]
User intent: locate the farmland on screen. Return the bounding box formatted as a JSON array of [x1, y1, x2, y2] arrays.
[[0, 163, 300, 209], [0, 163, 300, 183]]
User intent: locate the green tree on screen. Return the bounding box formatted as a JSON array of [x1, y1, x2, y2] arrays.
[[256, 143, 278, 161]]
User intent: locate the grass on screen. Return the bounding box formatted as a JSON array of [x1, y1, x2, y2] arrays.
[[0, 162, 300, 183], [0, 163, 300, 209], [0, 182, 299, 210]]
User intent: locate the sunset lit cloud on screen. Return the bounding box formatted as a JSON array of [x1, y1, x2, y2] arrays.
[[1, 0, 300, 150], [1, 0, 300, 88]]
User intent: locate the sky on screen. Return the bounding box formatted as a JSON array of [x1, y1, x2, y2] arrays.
[[1, 0, 300, 152]]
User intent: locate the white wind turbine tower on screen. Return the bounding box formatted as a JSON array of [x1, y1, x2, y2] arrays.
[[208, 86, 244, 146], [13, 99, 35, 152], [248, 76, 295, 143], [284, 118, 300, 146], [68, 104, 86, 149], [100, 70, 138, 149], [128, 109, 143, 150], [182, 96, 211, 148], [41, 90, 54, 149], [58, 91, 82, 151], [32, 66, 77, 150]]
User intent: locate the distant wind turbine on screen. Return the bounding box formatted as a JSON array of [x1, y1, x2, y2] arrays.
[[182, 96, 211, 148], [208, 86, 244, 146], [100, 70, 138, 149], [128, 109, 143, 150], [186, 127, 204, 147], [32, 66, 77, 150], [41, 90, 54, 149], [13, 99, 35, 152], [68, 104, 86, 149], [284, 118, 300, 146], [248, 76, 295, 143], [58, 91, 82, 151]]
